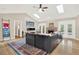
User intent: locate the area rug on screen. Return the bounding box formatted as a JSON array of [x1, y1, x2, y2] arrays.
[[8, 39, 47, 55]]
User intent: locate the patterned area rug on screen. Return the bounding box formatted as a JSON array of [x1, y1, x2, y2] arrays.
[[21, 44, 47, 55], [8, 39, 47, 55]]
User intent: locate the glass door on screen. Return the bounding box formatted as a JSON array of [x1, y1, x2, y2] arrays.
[[58, 20, 75, 39], [2, 19, 10, 40]]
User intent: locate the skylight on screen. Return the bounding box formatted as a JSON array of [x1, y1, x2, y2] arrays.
[[56, 4, 64, 14]]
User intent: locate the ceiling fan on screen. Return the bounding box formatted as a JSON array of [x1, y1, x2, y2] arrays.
[[33, 4, 48, 12]]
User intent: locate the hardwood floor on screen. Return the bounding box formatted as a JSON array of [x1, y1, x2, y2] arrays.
[[0, 42, 16, 55], [0, 38, 79, 55], [0, 39, 22, 55], [51, 39, 79, 55]]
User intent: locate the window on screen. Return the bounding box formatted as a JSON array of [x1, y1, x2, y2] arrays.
[[39, 26, 41, 33], [43, 26, 45, 33], [60, 25, 64, 33], [68, 24, 72, 35]]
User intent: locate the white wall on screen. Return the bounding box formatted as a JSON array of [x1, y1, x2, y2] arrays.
[[75, 16, 79, 39], [0, 13, 37, 41], [0, 18, 3, 41]]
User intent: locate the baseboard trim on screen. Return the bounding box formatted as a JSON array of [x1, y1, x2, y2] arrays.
[[63, 38, 79, 40]]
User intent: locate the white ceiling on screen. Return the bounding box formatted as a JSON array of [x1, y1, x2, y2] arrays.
[[0, 4, 79, 21]]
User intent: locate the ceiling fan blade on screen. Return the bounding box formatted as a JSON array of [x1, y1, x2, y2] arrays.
[[39, 4, 42, 8], [43, 7, 48, 9]]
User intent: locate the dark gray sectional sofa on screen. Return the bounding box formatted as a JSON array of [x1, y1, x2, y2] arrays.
[[26, 33, 62, 53]]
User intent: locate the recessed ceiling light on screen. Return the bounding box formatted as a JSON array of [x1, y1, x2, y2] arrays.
[[33, 14, 40, 18], [56, 4, 64, 14]]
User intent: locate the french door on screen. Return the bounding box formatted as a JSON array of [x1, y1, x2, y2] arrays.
[[58, 20, 76, 39]]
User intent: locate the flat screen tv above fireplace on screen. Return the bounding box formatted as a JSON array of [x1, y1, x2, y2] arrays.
[[26, 21, 35, 33]]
